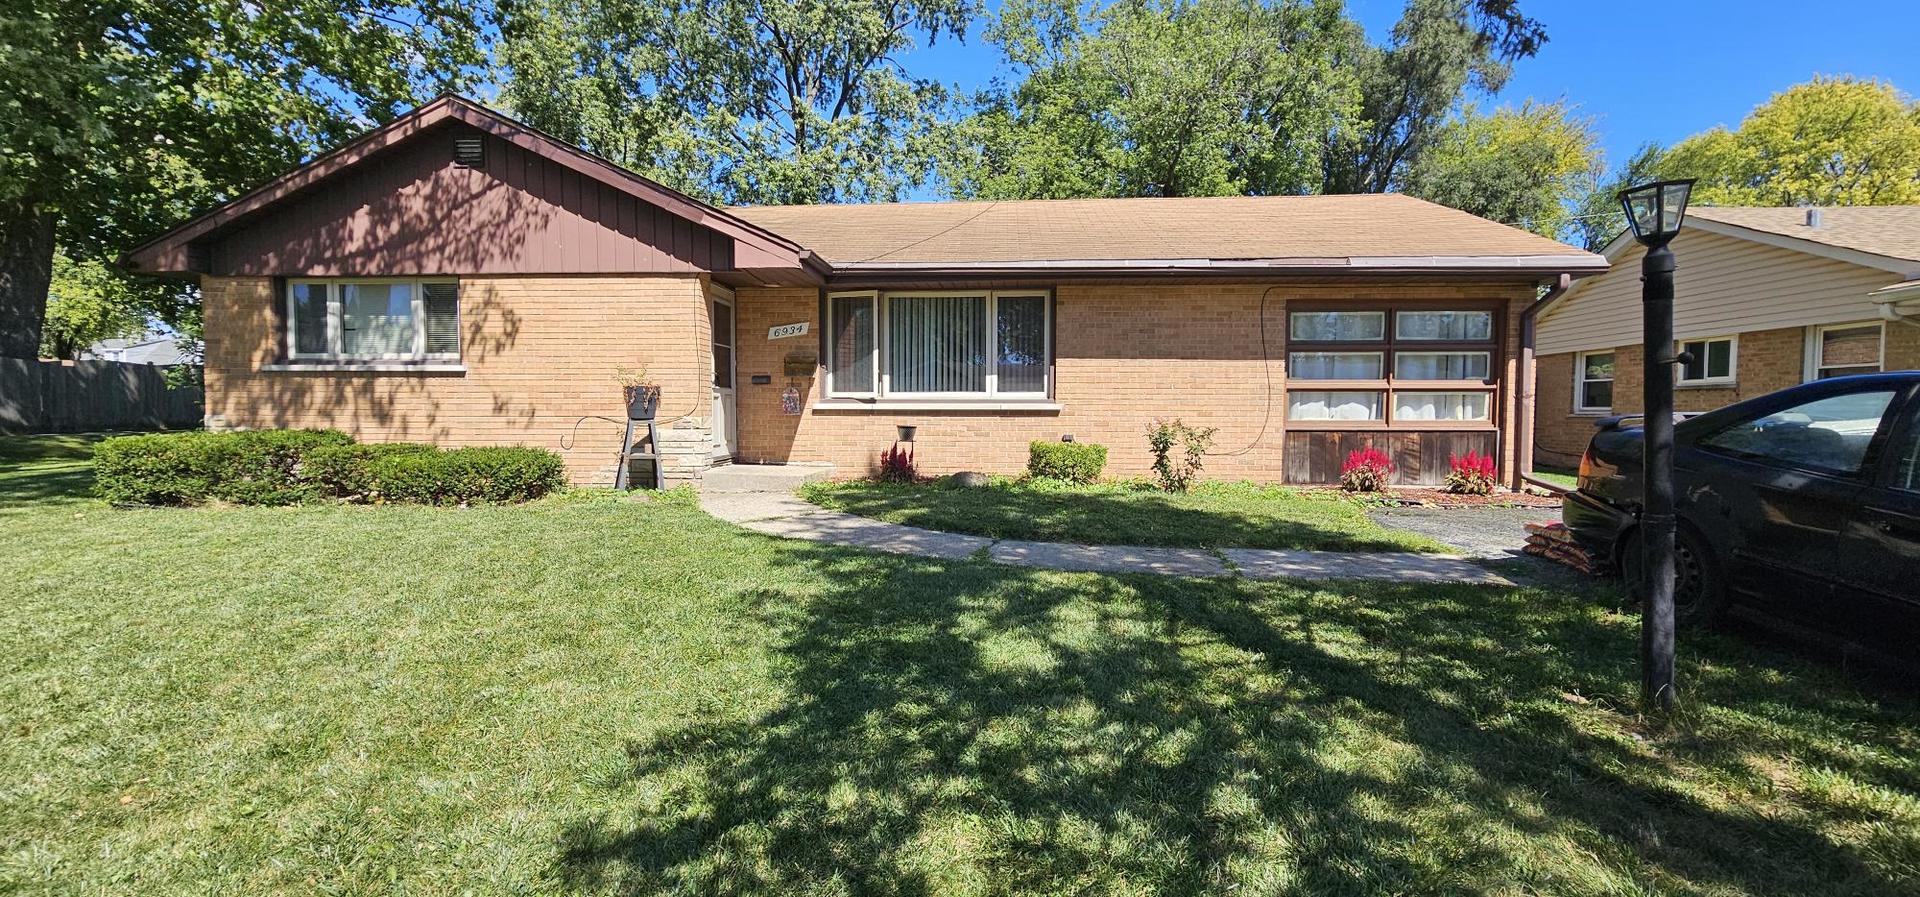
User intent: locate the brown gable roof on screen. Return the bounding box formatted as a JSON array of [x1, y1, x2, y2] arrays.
[[124, 95, 1602, 281], [123, 95, 824, 279], [730, 193, 1606, 274], [1686, 206, 1920, 267]]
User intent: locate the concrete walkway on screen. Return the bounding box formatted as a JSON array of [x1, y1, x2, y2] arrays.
[[701, 491, 1511, 585]]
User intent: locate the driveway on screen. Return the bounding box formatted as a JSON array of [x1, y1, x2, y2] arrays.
[[1367, 505, 1561, 561]]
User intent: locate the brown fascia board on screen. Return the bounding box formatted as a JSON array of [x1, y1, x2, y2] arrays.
[[821, 254, 1611, 286], [120, 94, 823, 279]]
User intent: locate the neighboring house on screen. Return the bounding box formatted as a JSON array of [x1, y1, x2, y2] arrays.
[[123, 95, 1607, 487], [81, 334, 191, 366], [1534, 206, 1920, 467]]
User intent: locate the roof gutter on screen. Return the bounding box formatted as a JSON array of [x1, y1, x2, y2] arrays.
[[1870, 279, 1920, 328], [1512, 272, 1574, 493], [832, 254, 1608, 276]]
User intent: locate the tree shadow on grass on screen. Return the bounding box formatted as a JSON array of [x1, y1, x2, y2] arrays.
[[551, 540, 1920, 895], [807, 481, 1429, 552], [0, 433, 104, 508]]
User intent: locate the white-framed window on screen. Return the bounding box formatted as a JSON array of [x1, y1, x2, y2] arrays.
[[1677, 336, 1736, 386], [826, 289, 1051, 399], [1576, 350, 1615, 413], [287, 278, 459, 362], [1807, 322, 1884, 380]]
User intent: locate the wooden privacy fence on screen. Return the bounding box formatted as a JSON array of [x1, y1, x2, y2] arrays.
[[0, 357, 203, 434]]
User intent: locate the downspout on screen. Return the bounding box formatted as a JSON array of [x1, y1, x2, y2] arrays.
[[1512, 273, 1573, 493]]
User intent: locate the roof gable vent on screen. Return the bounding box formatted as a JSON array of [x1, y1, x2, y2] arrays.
[[453, 136, 485, 168]]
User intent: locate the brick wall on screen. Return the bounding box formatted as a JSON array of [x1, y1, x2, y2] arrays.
[[202, 274, 714, 484], [735, 281, 1535, 481], [1534, 325, 1807, 466]]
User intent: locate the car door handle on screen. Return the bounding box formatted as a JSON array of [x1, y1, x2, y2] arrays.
[[1865, 508, 1918, 540]]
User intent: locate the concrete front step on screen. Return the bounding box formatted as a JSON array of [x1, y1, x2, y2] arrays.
[[700, 461, 836, 493]]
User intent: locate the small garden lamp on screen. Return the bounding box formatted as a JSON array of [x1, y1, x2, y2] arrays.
[[1616, 177, 1694, 715]]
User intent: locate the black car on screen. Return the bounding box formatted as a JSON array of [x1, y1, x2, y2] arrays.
[[1562, 371, 1920, 661]]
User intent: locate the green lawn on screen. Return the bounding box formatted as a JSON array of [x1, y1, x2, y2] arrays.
[[4, 436, 1920, 895], [800, 478, 1447, 551], [1532, 466, 1580, 489]]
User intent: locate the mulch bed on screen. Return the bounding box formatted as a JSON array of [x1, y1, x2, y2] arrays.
[[1300, 485, 1563, 509]]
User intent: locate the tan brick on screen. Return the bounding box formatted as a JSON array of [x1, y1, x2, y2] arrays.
[[202, 274, 713, 484]]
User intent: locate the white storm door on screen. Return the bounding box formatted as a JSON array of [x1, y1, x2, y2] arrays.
[[710, 292, 737, 460]]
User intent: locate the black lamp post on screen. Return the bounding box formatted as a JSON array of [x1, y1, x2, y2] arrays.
[[1618, 178, 1694, 713]]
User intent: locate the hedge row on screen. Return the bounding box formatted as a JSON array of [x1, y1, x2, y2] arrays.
[[94, 430, 566, 506]]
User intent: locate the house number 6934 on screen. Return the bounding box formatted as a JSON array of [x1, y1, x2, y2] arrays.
[[768, 322, 810, 340]]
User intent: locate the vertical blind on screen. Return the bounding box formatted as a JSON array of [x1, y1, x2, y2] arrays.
[[830, 296, 876, 393], [829, 292, 1050, 397], [996, 295, 1047, 393], [889, 295, 988, 393]]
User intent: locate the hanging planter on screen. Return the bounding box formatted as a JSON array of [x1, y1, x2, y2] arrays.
[[614, 366, 660, 420]]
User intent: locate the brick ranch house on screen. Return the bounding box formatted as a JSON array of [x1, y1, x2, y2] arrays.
[[124, 96, 1609, 487], [1534, 205, 1920, 468]]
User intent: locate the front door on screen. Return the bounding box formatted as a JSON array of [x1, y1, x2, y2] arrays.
[[710, 290, 737, 461]]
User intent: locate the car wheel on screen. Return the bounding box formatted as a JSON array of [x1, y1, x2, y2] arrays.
[[1622, 525, 1726, 628]]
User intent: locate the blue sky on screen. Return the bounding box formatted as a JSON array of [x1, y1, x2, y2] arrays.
[[904, 0, 1920, 177]]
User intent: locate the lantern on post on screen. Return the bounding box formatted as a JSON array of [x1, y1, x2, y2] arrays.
[[1617, 178, 1695, 713]]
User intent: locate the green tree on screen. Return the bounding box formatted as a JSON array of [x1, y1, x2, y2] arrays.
[[942, 0, 1549, 204], [942, 0, 1356, 199], [42, 252, 156, 360], [1567, 142, 1662, 250], [1318, 0, 1544, 194], [495, 0, 972, 205], [0, 0, 487, 359], [1570, 77, 1920, 251], [1402, 101, 1602, 239], [1662, 76, 1920, 207]]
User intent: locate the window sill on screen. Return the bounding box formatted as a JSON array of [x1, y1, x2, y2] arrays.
[[1677, 381, 1736, 390], [813, 398, 1064, 412], [1572, 410, 1611, 417], [261, 362, 468, 374]]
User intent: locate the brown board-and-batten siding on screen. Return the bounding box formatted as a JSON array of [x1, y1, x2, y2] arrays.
[[203, 121, 734, 277], [1282, 431, 1497, 486]]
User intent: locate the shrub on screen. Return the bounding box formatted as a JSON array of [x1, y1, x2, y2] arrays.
[[878, 443, 916, 483], [364, 446, 567, 505], [95, 430, 565, 506], [1339, 447, 1393, 493], [94, 429, 351, 506], [1146, 419, 1216, 492], [306, 442, 438, 500], [1444, 450, 1498, 495], [1027, 440, 1107, 484]]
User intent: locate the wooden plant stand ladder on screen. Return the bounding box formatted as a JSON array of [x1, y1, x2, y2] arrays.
[[614, 417, 664, 490]]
